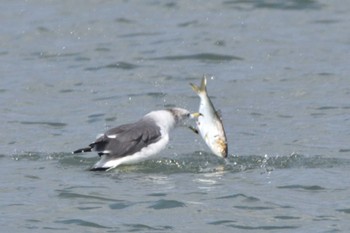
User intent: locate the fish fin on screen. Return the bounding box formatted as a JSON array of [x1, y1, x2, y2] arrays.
[[190, 75, 207, 94], [200, 75, 207, 91], [216, 109, 223, 120], [190, 83, 200, 94]]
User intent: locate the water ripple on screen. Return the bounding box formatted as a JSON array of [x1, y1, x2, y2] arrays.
[[277, 185, 326, 191], [148, 199, 186, 209], [149, 53, 243, 62], [228, 224, 299, 230], [17, 121, 67, 128], [55, 219, 111, 229], [109, 202, 131, 210], [209, 219, 298, 230], [122, 224, 173, 232], [85, 61, 139, 71], [337, 209, 350, 214], [216, 193, 259, 201], [57, 190, 121, 202], [223, 0, 323, 10]]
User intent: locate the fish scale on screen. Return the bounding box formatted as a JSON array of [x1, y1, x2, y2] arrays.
[[190, 76, 228, 158]]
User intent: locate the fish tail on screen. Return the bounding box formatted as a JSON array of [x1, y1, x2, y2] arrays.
[[190, 76, 207, 95]]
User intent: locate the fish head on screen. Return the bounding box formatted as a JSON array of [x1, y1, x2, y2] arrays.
[[212, 137, 228, 158]]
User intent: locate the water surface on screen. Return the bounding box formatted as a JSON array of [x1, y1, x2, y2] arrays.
[[1, 0, 350, 232]]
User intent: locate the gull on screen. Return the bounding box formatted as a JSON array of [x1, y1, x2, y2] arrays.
[[73, 108, 200, 171]]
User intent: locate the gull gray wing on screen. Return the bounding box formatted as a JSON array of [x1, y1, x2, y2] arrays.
[[91, 119, 162, 158]]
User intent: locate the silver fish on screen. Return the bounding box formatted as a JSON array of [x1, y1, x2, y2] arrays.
[[190, 76, 228, 158]]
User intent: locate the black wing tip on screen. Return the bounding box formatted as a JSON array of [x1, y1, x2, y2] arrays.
[[89, 167, 110, 171], [72, 147, 92, 154]]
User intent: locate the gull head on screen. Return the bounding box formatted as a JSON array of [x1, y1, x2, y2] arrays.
[[167, 108, 201, 126]]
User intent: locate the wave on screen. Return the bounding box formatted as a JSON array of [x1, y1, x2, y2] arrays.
[[6, 152, 350, 174]]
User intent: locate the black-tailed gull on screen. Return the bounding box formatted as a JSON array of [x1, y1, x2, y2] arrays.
[[73, 108, 199, 171]]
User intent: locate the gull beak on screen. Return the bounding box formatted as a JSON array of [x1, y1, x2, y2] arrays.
[[190, 112, 203, 119]]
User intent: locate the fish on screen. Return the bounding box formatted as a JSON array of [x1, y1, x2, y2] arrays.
[[190, 76, 228, 158]]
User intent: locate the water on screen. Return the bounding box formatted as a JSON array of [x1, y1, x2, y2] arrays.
[[1, 0, 350, 232]]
